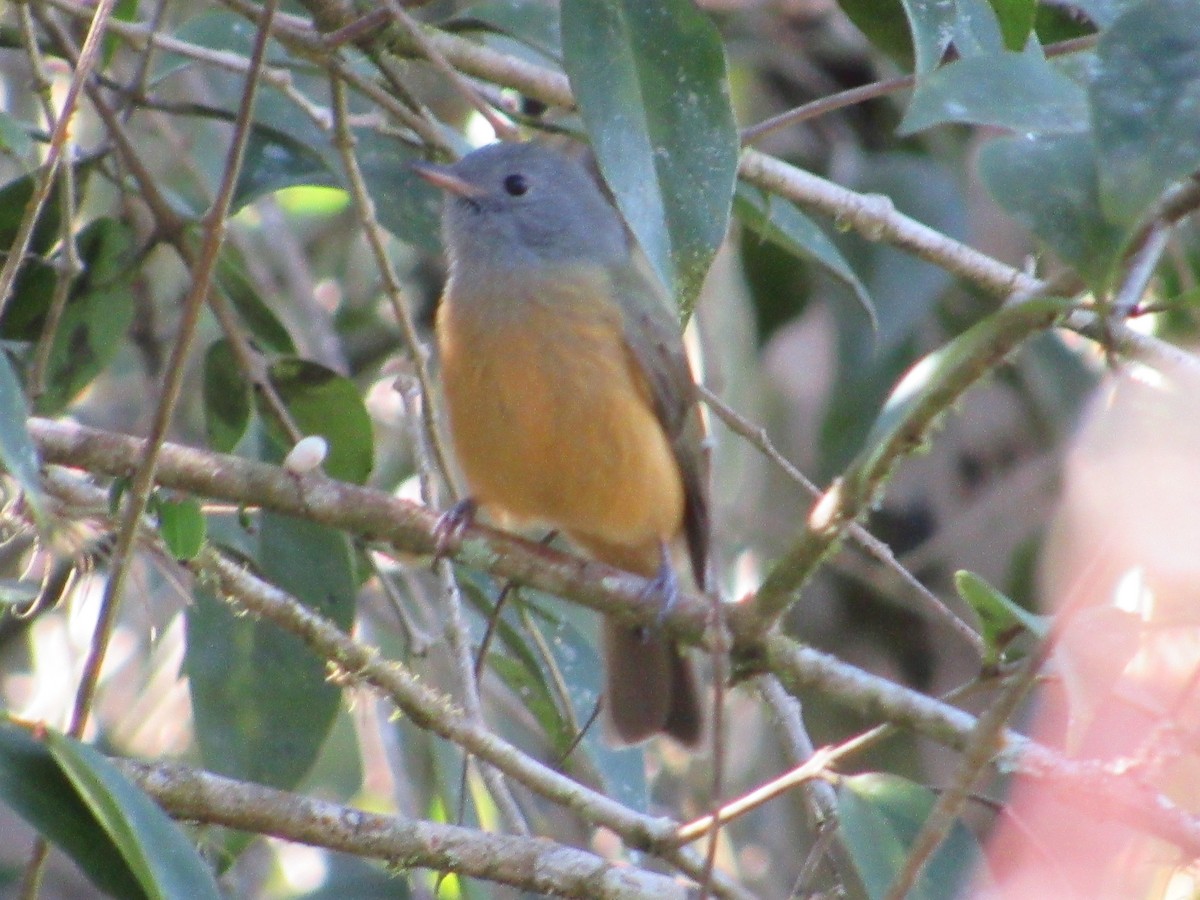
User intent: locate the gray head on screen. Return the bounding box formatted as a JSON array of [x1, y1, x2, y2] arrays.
[[414, 143, 630, 278]]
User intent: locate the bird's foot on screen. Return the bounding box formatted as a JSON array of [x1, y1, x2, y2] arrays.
[[433, 497, 477, 558], [641, 542, 679, 629]]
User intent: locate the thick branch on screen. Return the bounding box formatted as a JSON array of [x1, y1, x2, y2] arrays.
[[119, 759, 686, 900]]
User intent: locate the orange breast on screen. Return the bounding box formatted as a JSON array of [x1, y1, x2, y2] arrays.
[[436, 270, 684, 574]]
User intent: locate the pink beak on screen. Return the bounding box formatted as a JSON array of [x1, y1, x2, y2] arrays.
[[412, 162, 488, 199]]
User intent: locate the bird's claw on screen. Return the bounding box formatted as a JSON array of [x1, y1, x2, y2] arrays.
[[433, 497, 477, 558]]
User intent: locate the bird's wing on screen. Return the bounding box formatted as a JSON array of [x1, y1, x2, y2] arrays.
[[611, 259, 711, 590]]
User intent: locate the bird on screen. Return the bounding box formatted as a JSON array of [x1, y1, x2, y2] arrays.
[[415, 141, 709, 746]]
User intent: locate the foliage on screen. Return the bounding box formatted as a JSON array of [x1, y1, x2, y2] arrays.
[[0, 0, 1198, 898]]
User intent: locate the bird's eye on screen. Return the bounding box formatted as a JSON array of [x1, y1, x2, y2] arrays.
[[503, 173, 528, 196]]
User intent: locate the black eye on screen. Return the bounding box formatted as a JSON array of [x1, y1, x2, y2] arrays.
[[503, 173, 528, 196]]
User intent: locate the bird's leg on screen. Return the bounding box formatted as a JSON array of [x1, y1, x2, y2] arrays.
[[642, 540, 679, 629], [433, 497, 478, 558]]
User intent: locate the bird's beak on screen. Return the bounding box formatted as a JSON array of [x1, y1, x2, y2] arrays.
[[412, 161, 487, 199]]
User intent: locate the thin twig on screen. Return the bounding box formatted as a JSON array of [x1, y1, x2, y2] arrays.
[[0, 0, 116, 320]]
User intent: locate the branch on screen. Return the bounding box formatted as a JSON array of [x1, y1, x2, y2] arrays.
[[29, 421, 1200, 859], [118, 759, 688, 900]]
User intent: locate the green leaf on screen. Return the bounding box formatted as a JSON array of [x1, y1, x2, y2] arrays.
[[0, 112, 35, 167], [45, 730, 222, 900], [1091, 0, 1200, 225], [837, 0, 915, 69], [0, 350, 46, 523], [446, 1, 563, 61], [848, 298, 1071, 498], [951, 0, 1006, 57], [266, 358, 374, 485], [978, 133, 1129, 290], [899, 0, 958, 72], [989, 0, 1037, 51], [954, 570, 1050, 664], [561, 0, 739, 314], [838, 773, 984, 900], [353, 129, 444, 255], [187, 513, 356, 791], [233, 122, 335, 214], [734, 183, 876, 330], [899, 47, 1089, 136], [818, 153, 965, 474], [0, 721, 145, 899], [217, 259, 296, 354], [32, 218, 139, 416], [202, 340, 251, 453], [157, 495, 206, 561]]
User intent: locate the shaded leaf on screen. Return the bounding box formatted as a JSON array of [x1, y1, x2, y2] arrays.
[[266, 357, 374, 484], [900, 47, 1089, 136], [33, 218, 138, 416], [202, 339, 251, 453], [978, 133, 1128, 289], [838, 773, 984, 900], [446, 1, 563, 61], [0, 112, 35, 167], [837, 0, 915, 69], [0, 349, 46, 523], [354, 129, 444, 255], [217, 259, 296, 354], [46, 730, 222, 900], [233, 123, 335, 213], [1091, 0, 1200, 225], [561, 0, 739, 313], [898, 0, 957, 73], [0, 721, 145, 899], [734, 183, 876, 330], [187, 513, 356, 791]]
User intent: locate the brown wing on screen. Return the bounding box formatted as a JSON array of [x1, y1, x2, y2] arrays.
[[612, 262, 711, 591]]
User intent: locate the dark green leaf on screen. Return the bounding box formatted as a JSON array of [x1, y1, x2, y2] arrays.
[[266, 357, 374, 484], [217, 259, 296, 354], [353, 129, 444, 255], [978, 133, 1128, 289], [233, 123, 335, 213], [446, 1, 563, 61], [838, 773, 984, 900], [157, 495, 206, 561], [900, 48, 1089, 136], [33, 218, 138, 416], [0, 170, 63, 255], [46, 731, 222, 900], [1090, 0, 1200, 225], [187, 513, 356, 791], [837, 0, 915, 68], [990, 0, 1037, 50], [202, 339, 251, 453], [154, 11, 268, 82], [0, 350, 46, 523], [955, 570, 1049, 665], [0, 721, 145, 899], [734, 183, 876, 330], [561, 0, 739, 313]]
